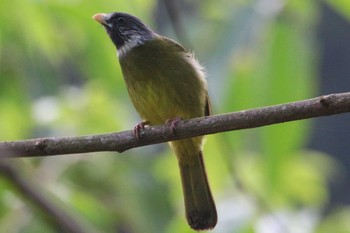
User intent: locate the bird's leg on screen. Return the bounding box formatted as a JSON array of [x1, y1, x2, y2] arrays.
[[133, 121, 150, 139], [166, 117, 182, 135]]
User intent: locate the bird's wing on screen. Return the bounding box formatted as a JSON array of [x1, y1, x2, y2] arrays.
[[161, 36, 187, 52], [161, 35, 211, 117], [204, 93, 211, 116]]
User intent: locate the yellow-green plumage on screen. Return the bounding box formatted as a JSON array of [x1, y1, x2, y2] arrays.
[[119, 37, 208, 125], [93, 12, 217, 230], [120, 36, 217, 229]]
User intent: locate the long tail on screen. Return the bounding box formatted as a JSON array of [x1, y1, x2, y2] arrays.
[[177, 150, 217, 230]]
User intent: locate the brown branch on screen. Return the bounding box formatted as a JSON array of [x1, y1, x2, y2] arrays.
[[1, 92, 350, 158], [0, 161, 93, 233]]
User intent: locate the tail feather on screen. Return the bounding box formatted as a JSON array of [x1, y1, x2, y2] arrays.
[[178, 151, 217, 230]]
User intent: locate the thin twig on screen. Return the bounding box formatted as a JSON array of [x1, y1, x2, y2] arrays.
[[0, 92, 350, 158], [0, 161, 92, 233]]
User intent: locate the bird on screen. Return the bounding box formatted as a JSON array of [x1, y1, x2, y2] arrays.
[[93, 12, 217, 230]]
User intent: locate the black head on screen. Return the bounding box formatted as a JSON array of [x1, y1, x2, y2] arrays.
[[93, 12, 155, 51]]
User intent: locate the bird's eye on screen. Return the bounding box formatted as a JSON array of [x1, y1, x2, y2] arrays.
[[117, 17, 125, 23]]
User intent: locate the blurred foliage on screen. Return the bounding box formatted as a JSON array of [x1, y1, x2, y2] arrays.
[[0, 0, 349, 232], [325, 0, 350, 20]]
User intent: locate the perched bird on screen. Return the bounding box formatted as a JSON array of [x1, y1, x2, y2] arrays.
[[93, 12, 217, 230]]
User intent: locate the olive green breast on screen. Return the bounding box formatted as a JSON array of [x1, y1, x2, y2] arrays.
[[119, 37, 208, 125]]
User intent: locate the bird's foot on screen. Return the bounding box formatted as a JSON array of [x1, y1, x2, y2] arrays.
[[166, 117, 182, 135], [133, 121, 150, 139]]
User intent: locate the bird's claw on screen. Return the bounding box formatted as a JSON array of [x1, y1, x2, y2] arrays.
[[166, 117, 182, 136], [133, 121, 149, 139]]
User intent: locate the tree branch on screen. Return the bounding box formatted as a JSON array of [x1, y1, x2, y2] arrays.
[[0, 161, 92, 233], [1, 92, 350, 158]]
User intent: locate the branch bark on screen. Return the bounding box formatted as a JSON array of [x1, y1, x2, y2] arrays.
[[1, 92, 350, 158]]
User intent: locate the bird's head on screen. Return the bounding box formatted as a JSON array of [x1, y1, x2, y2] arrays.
[[93, 12, 155, 56]]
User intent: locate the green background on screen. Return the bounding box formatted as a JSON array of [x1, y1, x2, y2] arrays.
[[0, 0, 350, 232]]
